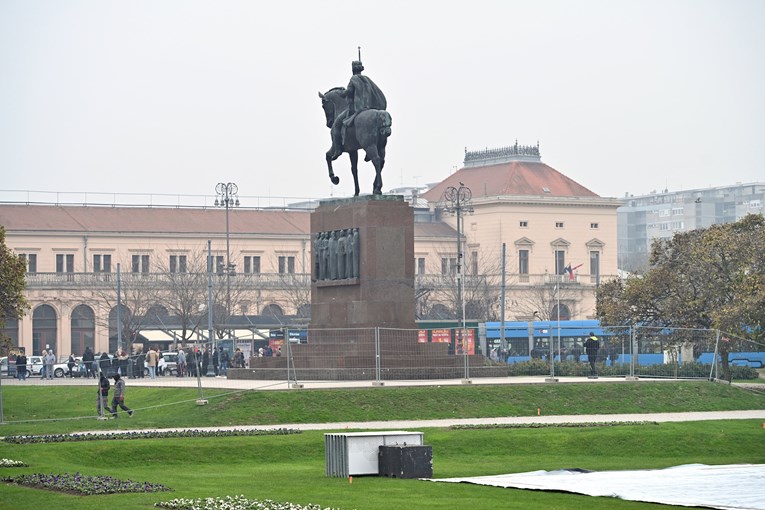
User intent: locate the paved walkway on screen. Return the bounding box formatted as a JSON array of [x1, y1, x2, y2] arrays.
[[71, 409, 765, 437], [44, 409, 761, 441]]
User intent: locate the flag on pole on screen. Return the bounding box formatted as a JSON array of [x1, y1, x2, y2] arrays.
[[564, 263, 582, 281]]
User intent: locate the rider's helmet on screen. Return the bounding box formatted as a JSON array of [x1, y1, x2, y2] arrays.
[[351, 60, 364, 74]]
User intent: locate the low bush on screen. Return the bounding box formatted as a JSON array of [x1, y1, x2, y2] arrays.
[[506, 360, 758, 379]]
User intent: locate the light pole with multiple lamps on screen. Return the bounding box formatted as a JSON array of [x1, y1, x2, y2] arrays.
[[442, 182, 473, 381], [214, 182, 239, 375], [545, 280, 560, 383]]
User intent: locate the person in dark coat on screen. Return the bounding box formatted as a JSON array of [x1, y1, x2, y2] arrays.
[[583, 332, 600, 377], [201, 348, 210, 375], [136, 350, 146, 378], [98, 372, 110, 417], [83, 346, 95, 378], [187, 349, 199, 377], [99, 351, 111, 376], [67, 353, 76, 377], [15, 353, 28, 381]]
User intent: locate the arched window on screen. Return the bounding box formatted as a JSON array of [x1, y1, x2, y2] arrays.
[[262, 304, 284, 319], [147, 304, 169, 322], [71, 305, 95, 356], [429, 303, 453, 320], [550, 303, 571, 321], [33, 304, 57, 356]]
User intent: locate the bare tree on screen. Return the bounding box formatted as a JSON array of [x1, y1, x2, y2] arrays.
[[419, 247, 508, 321], [91, 270, 160, 353], [276, 271, 311, 319], [153, 251, 209, 347], [211, 261, 274, 339], [515, 277, 580, 321]]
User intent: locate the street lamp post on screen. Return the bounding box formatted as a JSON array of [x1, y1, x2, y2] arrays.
[[215, 182, 239, 375], [546, 280, 560, 383], [442, 183, 473, 381]]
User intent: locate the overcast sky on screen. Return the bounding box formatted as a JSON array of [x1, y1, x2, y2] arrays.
[[1, 0, 763, 205]]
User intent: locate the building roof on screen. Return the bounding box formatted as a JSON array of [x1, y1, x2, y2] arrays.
[[422, 161, 599, 202], [414, 222, 457, 239], [0, 204, 311, 236]]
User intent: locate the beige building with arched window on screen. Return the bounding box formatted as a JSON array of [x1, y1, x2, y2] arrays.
[[1, 143, 620, 358]]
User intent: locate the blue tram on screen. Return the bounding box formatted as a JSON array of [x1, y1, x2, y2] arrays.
[[486, 320, 662, 366], [485, 320, 765, 368]]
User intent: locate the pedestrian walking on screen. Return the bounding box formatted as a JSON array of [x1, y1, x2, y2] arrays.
[[584, 332, 600, 377], [110, 373, 133, 418], [97, 372, 110, 417]]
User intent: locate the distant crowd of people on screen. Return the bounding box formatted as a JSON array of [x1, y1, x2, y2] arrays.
[[7, 344, 256, 381]]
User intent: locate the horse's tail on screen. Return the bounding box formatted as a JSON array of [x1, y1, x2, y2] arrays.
[[378, 110, 392, 137]]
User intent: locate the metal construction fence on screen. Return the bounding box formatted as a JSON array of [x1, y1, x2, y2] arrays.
[[236, 325, 765, 383], [5, 325, 760, 384]]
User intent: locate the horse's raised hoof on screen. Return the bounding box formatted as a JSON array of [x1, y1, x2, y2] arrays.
[[331, 176, 340, 185]]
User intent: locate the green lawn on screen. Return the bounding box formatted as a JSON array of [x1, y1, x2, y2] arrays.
[[1, 381, 764, 436], [0, 381, 763, 509]]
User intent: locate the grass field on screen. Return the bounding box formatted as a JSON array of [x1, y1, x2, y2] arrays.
[[0, 381, 764, 509]]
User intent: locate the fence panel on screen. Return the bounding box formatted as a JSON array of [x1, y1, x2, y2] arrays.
[[711, 332, 765, 382], [259, 328, 377, 381], [231, 325, 764, 383], [378, 328, 501, 381]]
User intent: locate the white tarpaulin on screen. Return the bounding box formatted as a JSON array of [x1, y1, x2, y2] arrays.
[[430, 464, 765, 510]]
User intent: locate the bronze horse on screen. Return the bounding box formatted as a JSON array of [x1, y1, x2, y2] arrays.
[[319, 87, 392, 195]]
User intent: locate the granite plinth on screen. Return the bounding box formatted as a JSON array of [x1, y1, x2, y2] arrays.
[[310, 195, 416, 330]]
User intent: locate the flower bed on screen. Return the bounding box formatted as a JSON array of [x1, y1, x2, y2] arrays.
[[155, 495, 348, 510], [2, 472, 171, 495], [3, 428, 300, 444], [0, 458, 27, 467]]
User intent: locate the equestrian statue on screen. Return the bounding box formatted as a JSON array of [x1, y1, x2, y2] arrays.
[[319, 58, 392, 196]]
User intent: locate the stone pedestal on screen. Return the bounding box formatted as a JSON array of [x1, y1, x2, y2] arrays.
[[310, 195, 415, 329], [222, 194, 495, 382]]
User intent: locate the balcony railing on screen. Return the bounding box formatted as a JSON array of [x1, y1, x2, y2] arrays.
[[24, 271, 616, 291], [24, 272, 311, 290], [415, 273, 616, 290]]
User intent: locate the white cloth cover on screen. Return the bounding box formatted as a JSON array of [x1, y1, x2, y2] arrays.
[[430, 464, 765, 510]]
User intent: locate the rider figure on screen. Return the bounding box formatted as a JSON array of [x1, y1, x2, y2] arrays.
[[336, 60, 387, 145]]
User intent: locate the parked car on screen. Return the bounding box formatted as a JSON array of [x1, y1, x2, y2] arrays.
[[161, 352, 178, 375], [2, 355, 69, 378], [32, 355, 73, 378], [26, 355, 45, 376], [53, 356, 83, 378], [0, 356, 17, 377]]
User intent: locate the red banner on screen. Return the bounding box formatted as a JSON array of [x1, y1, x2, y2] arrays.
[[431, 329, 452, 343]]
